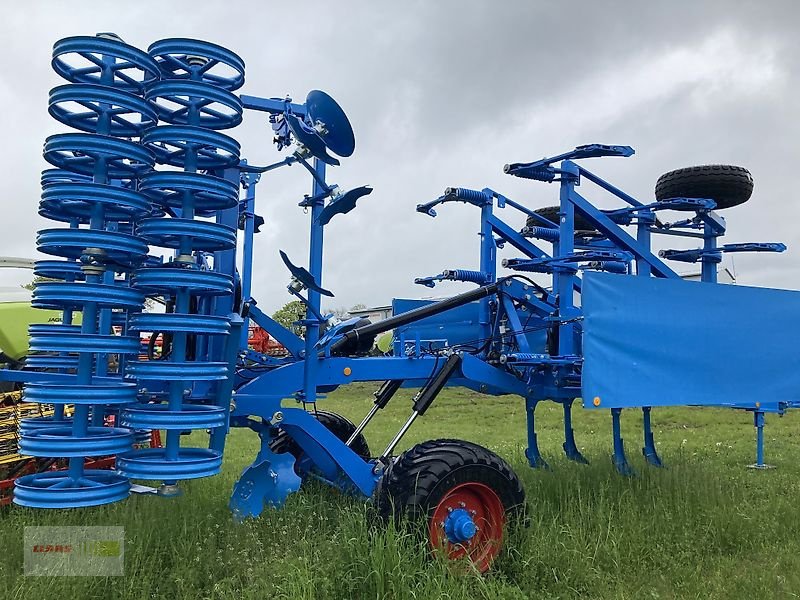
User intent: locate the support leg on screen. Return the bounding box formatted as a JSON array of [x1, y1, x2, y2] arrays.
[[747, 410, 774, 470], [641, 406, 664, 467], [611, 408, 635, 476], [525, 398, 549, 469], [562, 399, 588, 464]]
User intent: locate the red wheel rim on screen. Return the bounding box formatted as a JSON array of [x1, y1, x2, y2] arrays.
[[429, 482, 505, 573]]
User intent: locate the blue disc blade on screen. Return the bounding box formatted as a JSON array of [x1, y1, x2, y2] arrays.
[[306, 90, 356, 157]]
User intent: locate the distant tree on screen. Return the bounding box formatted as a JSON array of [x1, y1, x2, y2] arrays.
[[21, 276, 54, 291], [272, 300, 306, 337]]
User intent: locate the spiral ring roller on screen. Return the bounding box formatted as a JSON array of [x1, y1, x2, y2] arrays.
[[117, 39, 244, 486], [14, 35, 160, 508]]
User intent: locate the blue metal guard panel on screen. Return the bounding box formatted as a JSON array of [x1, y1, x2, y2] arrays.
[[581, 272, 800, 409]]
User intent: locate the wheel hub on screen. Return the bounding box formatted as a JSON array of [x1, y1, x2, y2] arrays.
[[444, 508, 477, 544]]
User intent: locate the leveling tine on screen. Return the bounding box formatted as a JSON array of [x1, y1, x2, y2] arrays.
[[641, 407, 664, 468], [562, 400, 589, 464]]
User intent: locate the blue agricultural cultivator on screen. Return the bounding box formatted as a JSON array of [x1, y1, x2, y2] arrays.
[[4, 33, 798, 572]]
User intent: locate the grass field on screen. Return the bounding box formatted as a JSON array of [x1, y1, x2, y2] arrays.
[[2, 383, 800, 599]]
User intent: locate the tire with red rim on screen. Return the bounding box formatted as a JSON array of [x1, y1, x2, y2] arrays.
[[375, 439, 525, 573]]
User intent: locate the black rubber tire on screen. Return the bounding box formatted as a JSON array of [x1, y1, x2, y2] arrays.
[[525, 206, 598, 233], [655, 165, 753, 210], [374, 439, 525, 569], [269, 410, 371, 475]]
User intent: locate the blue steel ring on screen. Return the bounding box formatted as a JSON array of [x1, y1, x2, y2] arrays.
[[28, 332, 140, 355], [145, 80, 243, 130], [41, 169, 92, 187], [32, 282, 145, 311], [44, 133, 155, 178], [137, 218, 237, 252], [142, 125, 240, 169], [49, 84, 158, 137], [33, 260, 85, 281], [37, 229, 149, 263], [120, 404, 227, 430], [28, 323, 82, 335], [148, 38, 245, 91], [40, 183, 152, 223], [117, 447, 223, 481], [129, 312, 231, 335], [140, 171, 238, 211], [19, 426, 134, 458], [19, 417, 73, 435], [126, 361, 229, 381], [14, 470, 130, 508], [52, 36, 160, 92], [23, 382, 138, 406], [23, 355, 79, 370], [132, 267, 233, 296]]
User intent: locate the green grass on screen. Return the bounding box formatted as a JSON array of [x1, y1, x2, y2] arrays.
[[3, 384, 800, 599]]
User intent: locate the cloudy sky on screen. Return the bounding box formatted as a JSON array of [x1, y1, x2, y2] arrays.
[[0, 1, 797, 313]]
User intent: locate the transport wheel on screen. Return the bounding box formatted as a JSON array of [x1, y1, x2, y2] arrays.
[[525, 205, 598, 233], [655, 165, 753, 209], [375, 439, 525, 573], [269, 410, 370, 476]]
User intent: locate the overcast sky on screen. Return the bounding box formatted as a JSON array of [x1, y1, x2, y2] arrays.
[[1, 1, 797, 313]]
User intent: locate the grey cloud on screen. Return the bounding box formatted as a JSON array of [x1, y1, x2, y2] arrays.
[[0, 1, 797, 311]]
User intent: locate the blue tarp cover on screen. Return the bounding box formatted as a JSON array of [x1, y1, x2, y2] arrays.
[[581, 272, 800, 409]]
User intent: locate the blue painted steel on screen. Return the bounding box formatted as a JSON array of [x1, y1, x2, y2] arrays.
[[611, 408, 635, 476], [230, 448, 302, 520], [562, 401, 589, 464], [145, 80, 243, 130], [148, 38, 245, 91], [19, 426, 134, 457], [17, 31, 799, 518], [279, 249, 333, 297], [140, 171, 239, 211], [120, 38, 243, 489], [44, 134, 156, 178], [444, 508, 477, 543], [582, 273, 800, 409], [15, 35, 157, 508], [317, 186, 373, 225], [137, 218, 237, 251], [130, 313, 231, 335], [49, 84, 157, 136], [40, 182, 152, 222], [23, 382, 137, 405], [52, 36, 160, 91], [132, 268, 233, 295], [117, 447, 223, 481], [305, 90, 356, 157], [143, 125, 240, 168], [14, 470, 130, 509], [120, 404, 227, 430], [641, 407, 663, 467]]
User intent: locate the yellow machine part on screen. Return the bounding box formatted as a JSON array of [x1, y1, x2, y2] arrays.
[[0, 301, 78, 361], [0, 392, 72, 465]]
